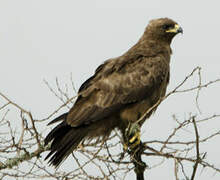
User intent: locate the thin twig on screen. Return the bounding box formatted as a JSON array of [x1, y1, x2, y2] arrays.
[[191, 117, 200, 180]]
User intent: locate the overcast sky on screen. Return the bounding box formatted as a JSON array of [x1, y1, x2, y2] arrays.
[[0, 0, 220, 179]]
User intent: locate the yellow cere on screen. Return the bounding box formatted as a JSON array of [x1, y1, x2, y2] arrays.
[[166, 24, 180, 33]]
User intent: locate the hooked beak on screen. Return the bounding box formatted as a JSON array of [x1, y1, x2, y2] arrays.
[[166, 24, 183, 34]]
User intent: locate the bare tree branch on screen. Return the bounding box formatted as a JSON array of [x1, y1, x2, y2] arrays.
[[191, 117, 200, 180], [1, 67, 220, 179]]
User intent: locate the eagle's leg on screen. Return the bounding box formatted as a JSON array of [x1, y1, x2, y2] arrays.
[[124, 122, 141, 150], [123, 122, 147, 179]]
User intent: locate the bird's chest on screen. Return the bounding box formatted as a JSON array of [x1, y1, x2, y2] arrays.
[[119, 74, 169, 125], [150, 76, 168, 103]]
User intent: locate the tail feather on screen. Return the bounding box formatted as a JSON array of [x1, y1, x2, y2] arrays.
[[47, 128, 87, 167], [45, 115, 88, 167], [45, 122, 70, 146], [47, 112, 68, 125]]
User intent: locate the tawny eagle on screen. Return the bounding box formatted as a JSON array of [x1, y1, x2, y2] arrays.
[[45, 18, 183, 167]]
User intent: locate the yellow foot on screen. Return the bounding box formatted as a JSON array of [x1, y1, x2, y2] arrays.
[[123, 143, 128, 151], [129, 131, 141, 149], [124, 123, 141, 150]]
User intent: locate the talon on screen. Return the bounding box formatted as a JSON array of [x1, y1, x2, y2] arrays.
[[124, 123, 141, 150], [123, 143, 128, 151], [129, 132, 141, 149], [129, 131, 140, 144]]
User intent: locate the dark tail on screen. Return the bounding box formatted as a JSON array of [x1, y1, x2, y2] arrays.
[[44, 114, 88, 167]]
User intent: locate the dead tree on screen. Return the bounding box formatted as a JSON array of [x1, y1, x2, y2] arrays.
[[0, 67, 220, 179]]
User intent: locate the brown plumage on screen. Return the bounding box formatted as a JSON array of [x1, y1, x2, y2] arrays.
[[45, 18, 183, 167]]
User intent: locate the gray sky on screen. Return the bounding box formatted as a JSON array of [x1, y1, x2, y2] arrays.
[[0, 0, 220, 179]]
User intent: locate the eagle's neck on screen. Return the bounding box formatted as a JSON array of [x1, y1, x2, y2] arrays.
[[126, 38, 172, 62]]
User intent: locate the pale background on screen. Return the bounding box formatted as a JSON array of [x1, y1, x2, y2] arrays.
[[0, 0, 220, 179]]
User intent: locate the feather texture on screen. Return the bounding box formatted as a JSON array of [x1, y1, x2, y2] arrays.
[[45, 17, 182, 167]]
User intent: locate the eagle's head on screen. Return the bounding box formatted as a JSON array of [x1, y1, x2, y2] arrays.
[[145, 18, 183, 44]]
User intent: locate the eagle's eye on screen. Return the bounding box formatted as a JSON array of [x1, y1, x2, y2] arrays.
[[162, 24, 174, 30]]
